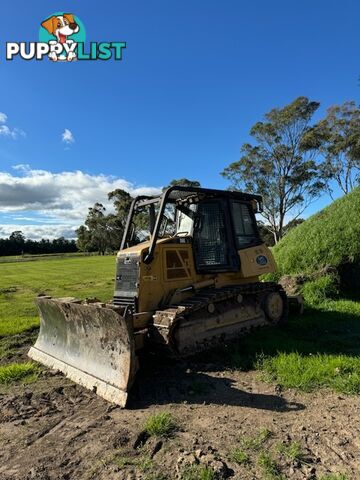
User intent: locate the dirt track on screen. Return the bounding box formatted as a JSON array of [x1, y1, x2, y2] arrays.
[[1, 338, 359, 480]]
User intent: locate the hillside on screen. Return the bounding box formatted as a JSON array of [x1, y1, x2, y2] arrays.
[[273, 187, 360, 298]]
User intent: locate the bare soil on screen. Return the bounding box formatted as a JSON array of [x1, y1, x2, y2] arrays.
[[0, 335, 359, 480]]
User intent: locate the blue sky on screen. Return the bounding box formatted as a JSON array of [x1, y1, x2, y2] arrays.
[[0, 0, 359, 238]]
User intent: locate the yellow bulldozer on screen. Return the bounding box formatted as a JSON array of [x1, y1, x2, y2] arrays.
[[29, 186, 299, 407]]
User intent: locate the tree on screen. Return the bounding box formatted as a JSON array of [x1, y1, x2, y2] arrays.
[[304, 101, 360, 196], [108, 189, 133, 222], [257, 222, 275, 247], [9, 230, 25, 244], [257, 218, 305, 247], [0, 232, 77, 256], [76, 190, 133, 254], [76, 225, 92, 252], [163, 178, 201, 191], [221, 97, 324, 243], [84, 203, 111, 255], [283, 218, 305, 235]]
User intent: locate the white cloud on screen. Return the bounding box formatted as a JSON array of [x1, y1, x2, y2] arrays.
[[62, 128, 75, 144], [0, 165, 161, 239], [0, 224, 77, 241], [0, 125, 25, 139], [0, 112, 8, 123], [0, 112, 25, 139], [0, 125, 11, 136]]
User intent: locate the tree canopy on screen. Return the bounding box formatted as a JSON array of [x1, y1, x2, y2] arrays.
[[303, 101, 360, 196], [222, 97, 325, 242], [0, 233, 77, 256]]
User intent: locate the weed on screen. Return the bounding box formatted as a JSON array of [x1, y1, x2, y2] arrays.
[[143, 474, 169, 480], [257, 452, 283, 480], [0, 362, 38, 384], [240, 427, 272, 451], [113, 456, 134, 468], [230, 448, 249, 465], [181, 464, 215, 480], [144, 412, 177, 438], [137, 456, 154, 472], [276, 441, 303, 461]]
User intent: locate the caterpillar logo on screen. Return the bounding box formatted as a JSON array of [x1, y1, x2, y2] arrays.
[[256, 255, 268, 266]]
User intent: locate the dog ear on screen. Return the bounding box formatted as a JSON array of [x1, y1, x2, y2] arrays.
[[41, 16, 57, 34], [63, 13, 76, 24]]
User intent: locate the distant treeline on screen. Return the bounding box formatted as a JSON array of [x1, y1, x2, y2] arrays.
[[0, 231, 77, 256]]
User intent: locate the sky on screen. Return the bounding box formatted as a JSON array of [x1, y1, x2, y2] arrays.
[[0, 0, 359, 239]]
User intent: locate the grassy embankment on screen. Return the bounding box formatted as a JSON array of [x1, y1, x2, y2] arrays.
[[255, 187, 360, 392]]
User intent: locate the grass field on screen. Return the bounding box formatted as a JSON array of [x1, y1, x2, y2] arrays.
[[0, 255, 115, 336], [0, 255, 359, 394], [0, 252, 87, 264]]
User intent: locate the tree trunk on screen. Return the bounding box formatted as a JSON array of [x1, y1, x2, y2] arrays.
[[273, 231, 280, 244]]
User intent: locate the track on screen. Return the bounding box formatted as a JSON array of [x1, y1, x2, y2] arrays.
[[152, 282, 288, 355]]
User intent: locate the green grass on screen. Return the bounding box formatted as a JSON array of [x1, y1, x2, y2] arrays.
[[113, 455, 153, 472], [180, 465, 215, 480], [259, 352, 360, 394], [143, 474, 169, 480], [0, 252, 86, 263], [301, 275, 339, 305], [0, 255, 115, 337], [276, 441, 303, 461], [272, 187, 360, 277], [143, 412, 177, 438], [230, 448, 250, 465], [200, 298, 360, 394], [0, 362, 39, 384], [239, 428, 272, 451], [257, 452, 283, 480]]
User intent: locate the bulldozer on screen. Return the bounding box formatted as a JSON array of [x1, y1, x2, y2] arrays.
[[29, 185, 298, 407]]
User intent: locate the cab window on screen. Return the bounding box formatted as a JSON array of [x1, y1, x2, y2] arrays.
[[230, 201, 260, 249]]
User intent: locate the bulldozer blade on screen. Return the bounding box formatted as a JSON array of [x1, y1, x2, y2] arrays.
[[28, 297, 137, 407]]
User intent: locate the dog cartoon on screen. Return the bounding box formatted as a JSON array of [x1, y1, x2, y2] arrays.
[[41, 14, 79, 62]]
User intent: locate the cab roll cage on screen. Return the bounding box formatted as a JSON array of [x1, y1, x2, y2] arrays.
[[120, 186, 263, 264]]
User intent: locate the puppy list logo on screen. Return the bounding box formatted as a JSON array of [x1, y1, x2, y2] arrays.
[[6, 12, 126, 62]]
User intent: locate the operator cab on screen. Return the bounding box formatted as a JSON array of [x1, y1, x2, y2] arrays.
[[120, 186, 263, 275]]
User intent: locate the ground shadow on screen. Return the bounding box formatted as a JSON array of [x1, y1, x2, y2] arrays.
[[191, 305, 360, 373], [128, 357, 305, 412], [129, 303, 359, 409]]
